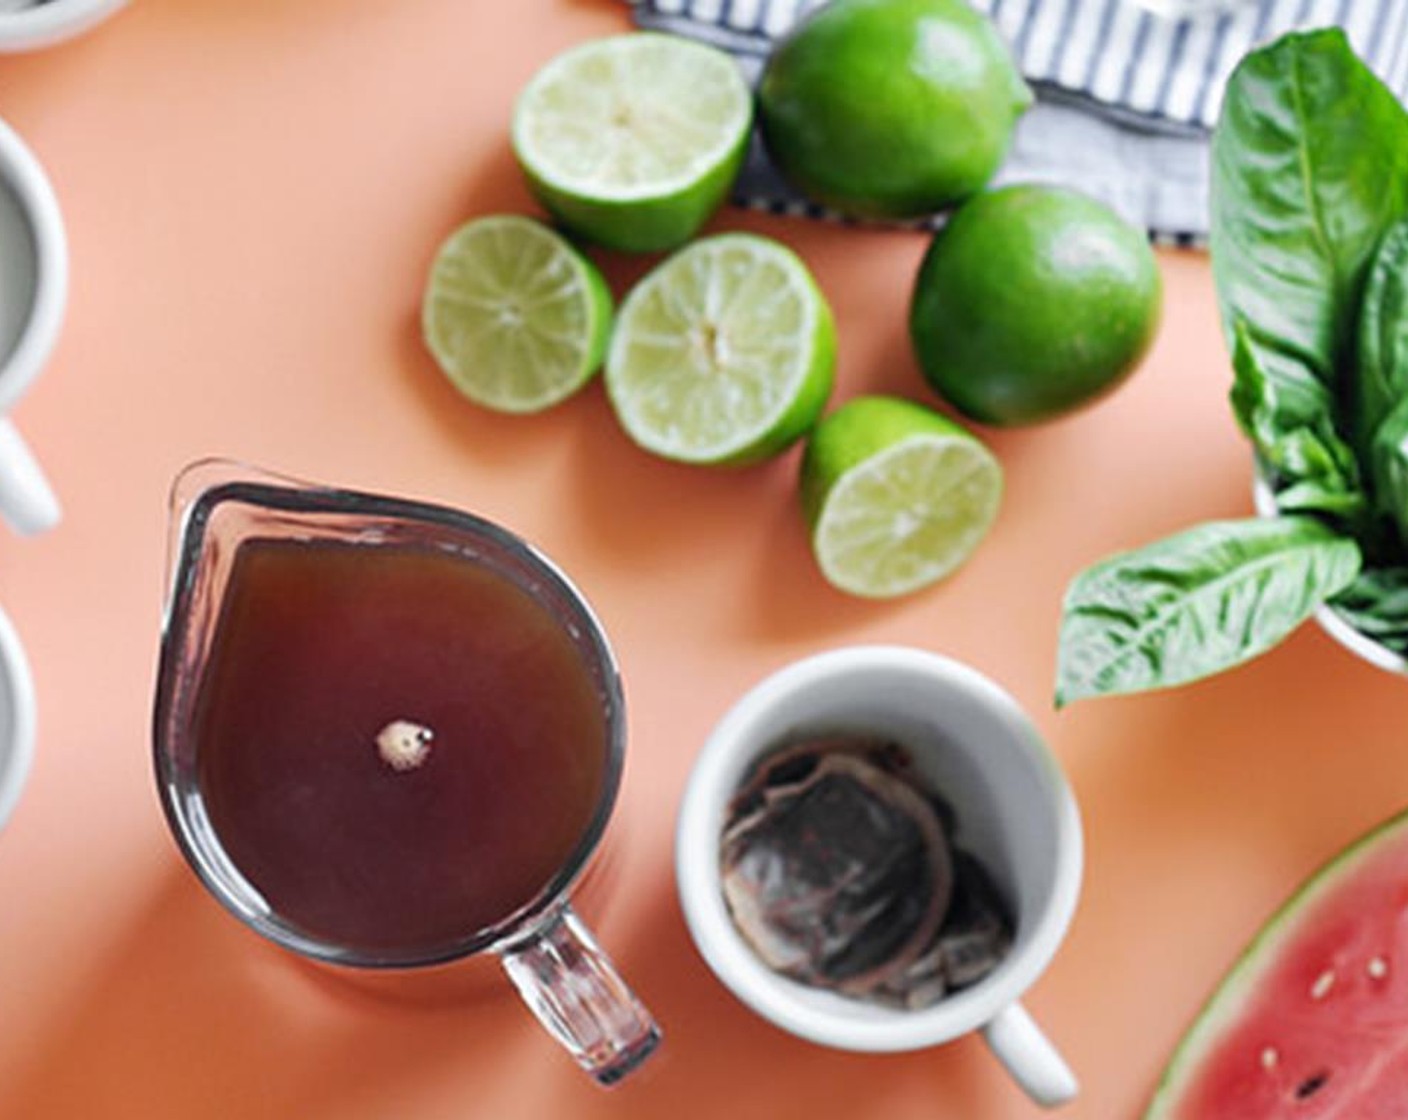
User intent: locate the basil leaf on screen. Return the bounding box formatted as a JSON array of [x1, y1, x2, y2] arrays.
[[1212, 29, 1408, 397], [1357, 221, 1408, 552], [1274, 478, 1371, 520], [1355, 218, 1408, 450], [1056, 517, 1362, 706], [1370, 395, 1408, 547], [1230, 320, 1363, 517], [1329, 566, 1408, 653]]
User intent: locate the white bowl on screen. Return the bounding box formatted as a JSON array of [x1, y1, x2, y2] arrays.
[[0, 604, 36, 832], [0, 0, 129, 52]]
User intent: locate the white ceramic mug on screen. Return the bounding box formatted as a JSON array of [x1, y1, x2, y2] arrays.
[[0, 603, 36, 833], [676, 645, 1083, 1109], [0, 0, 129, 52], [0, 115, 65, 536]]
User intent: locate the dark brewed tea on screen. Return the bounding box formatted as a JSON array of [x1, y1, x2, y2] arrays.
[[191, 536, 610, 957]]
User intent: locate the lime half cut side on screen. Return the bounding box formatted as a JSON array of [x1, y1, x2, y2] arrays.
[[605, 232, 836, 465], [421, 214, 612, 414], [512, 33, 753, 252], [802, 396, 1003, 598]]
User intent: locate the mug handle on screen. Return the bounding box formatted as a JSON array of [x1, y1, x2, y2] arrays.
[[0, 418, 60, 536], [497, 903, 661, 1085], [982, 1001, 1079, 1108]]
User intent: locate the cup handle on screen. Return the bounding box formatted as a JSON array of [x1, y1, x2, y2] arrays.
[[497, 903, 661, 1085], [0, 419, 60, 536], [981, 1001, 1079, 1109]]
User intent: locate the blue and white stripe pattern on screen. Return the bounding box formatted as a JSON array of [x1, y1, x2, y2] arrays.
[[629, 0, 1408, 242], [982, 0, 1408, 130]]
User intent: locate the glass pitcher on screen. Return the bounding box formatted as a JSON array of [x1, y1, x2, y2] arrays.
[[151, 458, 660, 1085]]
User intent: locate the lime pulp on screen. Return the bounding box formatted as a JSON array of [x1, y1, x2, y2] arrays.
[[421, 214, 613, 414], [605, 232, 836, 466]]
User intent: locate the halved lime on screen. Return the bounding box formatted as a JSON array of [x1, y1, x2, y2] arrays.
[[511, 33, 753, 253], [421, 214, 612, 414], [605, 233, 836, 465], [801, 396, 1003, 598]]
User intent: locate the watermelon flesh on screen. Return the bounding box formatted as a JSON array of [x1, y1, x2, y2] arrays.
[[1146, 810, 1408, 1118]]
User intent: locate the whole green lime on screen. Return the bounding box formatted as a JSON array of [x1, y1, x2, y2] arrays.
[[757, 0, 1031, 219], [910, 184, 1162, 426]]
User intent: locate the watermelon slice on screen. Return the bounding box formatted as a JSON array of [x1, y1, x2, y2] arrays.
[[1146, 809, 1408, 1118]]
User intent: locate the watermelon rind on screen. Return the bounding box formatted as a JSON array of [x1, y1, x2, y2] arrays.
[[1143, 806, 1408, 1118]]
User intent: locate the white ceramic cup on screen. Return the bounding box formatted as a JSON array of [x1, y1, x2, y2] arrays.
[[0, 0, 128, 52], [0, 115, 65, 536], [676, 646, 1083, 1109], [0, 603, 36, 833]]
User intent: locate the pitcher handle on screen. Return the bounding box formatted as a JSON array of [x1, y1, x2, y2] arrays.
[[0, 419, 59, 535], [497, 903, 660, 1085]]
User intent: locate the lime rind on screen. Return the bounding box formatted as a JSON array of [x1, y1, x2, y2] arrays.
[[421, 215, 611, 414], [810, 430, 1002, 599], [756, 0, 1031, 219], [605, 233, 835, 465], [910, 184, 1161, 426], [511, 33, 752, 251]]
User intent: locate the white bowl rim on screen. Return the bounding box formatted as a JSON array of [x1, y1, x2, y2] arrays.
[[0, 604, 36, 832], [0, 115, 67, 414]]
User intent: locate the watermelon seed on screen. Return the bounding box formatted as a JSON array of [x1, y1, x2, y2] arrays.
[[1293, 1071, 1330, 1101], [1310, 969, 1336, 1000], [1260, 1046, 1279, 1071], [1368, 956, 1389, 980]]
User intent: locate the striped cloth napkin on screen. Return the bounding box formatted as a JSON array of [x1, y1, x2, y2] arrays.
[[629, 0, 1408, 244]]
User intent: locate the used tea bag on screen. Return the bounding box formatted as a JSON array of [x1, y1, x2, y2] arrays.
[[938, 851, 1014, 988], [720, 740, 954, 992], [873, 850, 1014, 1010], [721, 736, 1015, 1010]]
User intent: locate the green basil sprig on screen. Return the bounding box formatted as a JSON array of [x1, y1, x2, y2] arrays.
[[1056, 29, 1408, 704]]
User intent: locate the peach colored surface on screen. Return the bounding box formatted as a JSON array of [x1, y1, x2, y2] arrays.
[[3, 2, 1408, 1118]]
